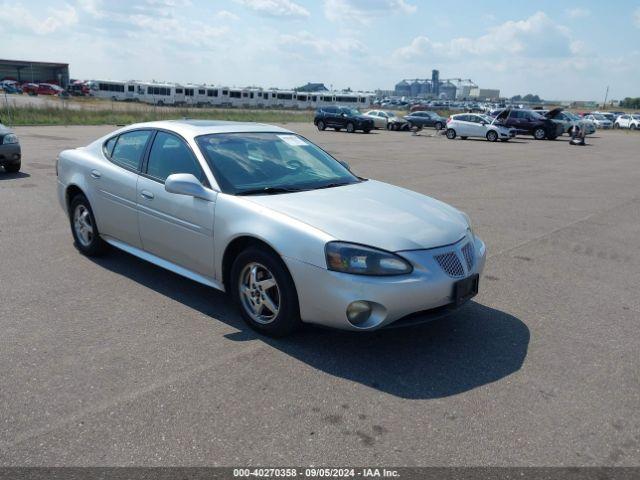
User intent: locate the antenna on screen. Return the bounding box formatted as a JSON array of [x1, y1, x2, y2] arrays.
[[603, 85, 609, 108]]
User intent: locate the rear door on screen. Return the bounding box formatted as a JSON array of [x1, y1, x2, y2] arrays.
[[91, 129, 152, 248], [136, 130, 216, 277]]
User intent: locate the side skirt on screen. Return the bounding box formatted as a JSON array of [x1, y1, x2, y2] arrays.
[[102, 236, 225, 292]]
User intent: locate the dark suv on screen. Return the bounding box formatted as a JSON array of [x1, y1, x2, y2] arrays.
[[314, 106, 374, 133], [403, 111, 446, 130], [494, 109, 564, 140]]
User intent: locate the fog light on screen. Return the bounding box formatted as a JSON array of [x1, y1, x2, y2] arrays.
[[346, 301, 372, 326]]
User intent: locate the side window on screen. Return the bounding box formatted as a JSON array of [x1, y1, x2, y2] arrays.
[[146, 131, 205, 184], [111, 130, 151, 170], [103, 136, 117, 157]]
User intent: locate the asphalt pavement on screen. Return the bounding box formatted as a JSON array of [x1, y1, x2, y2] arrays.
[[0, 124, 638, 466]]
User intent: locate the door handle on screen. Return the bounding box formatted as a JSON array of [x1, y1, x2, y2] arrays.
[[90, 170, 101, 179], [140, 190, 154, 200]]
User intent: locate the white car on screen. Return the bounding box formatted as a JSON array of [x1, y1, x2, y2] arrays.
[[56, 120, 486, 336], [613, 114, 640, 130], [445, 114, 516, 142], [363, 110, 388, 129], [583, 114, 613, 129]]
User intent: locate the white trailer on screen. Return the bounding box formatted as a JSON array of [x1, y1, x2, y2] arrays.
[[88, 80, 137, 101], [135, 82, 177, 105]]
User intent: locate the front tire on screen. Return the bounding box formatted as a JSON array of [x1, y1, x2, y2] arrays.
[[446, 128, 456, 139], [346, 122, 355, 133], [4, 161, 20, 173], [533, 127, 546, 140], [613, 123, 619, 129], [230, 247, 301, 337], [486, 130, 498, 142], [69, 194, 107, 256], [317, 120, 326, 131]]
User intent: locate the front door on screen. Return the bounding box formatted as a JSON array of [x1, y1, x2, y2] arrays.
[[136, 131, 216, 278]]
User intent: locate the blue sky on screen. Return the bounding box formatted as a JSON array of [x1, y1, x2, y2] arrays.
[[1, 0, 639, 100]]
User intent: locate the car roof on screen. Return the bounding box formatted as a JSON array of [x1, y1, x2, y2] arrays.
[[116, 119, 294, 137]]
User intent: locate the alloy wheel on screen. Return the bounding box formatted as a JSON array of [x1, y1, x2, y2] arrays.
[[73, 204, 94, 247], [238, 262, 281, 324]]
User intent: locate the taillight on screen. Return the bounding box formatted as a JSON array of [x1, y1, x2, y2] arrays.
[[447, 116, 452, 123]]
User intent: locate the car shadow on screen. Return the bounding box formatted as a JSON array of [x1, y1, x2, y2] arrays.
[[0, 170, 30, 179], [463, 138, 529, 144], [90, 248, 529, 400]]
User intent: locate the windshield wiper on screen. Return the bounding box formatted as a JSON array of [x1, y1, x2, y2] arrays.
[[236, 186, 303, 196], [313, 181, 355, 190]]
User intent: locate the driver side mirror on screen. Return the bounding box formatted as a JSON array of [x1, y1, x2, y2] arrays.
[[165, 173, 216, 202]]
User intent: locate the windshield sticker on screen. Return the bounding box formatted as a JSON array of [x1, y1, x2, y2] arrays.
[[278, 135, 308, 146]]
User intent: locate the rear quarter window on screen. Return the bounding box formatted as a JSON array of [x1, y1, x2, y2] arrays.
[[110, 130, 152, 171], [103, 136, 117, 158]]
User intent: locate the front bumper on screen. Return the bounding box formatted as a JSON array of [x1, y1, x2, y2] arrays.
[[0, 144, 21, 166], [285, 233, 486, 331]]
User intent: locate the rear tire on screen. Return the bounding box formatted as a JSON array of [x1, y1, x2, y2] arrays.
[[434, 122, 443, 130], [346, 122, 355, 133], [4, 162, 20, 173], [317, 120, 326, 131], [533, 127, 546, 140], [230, 247, 301, 337], [486, 130, 498, 142], [69, 194, 107, 256], [446, 128, 456, 139]]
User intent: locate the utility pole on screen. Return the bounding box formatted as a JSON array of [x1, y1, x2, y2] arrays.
[[603, 85, 609, 108]]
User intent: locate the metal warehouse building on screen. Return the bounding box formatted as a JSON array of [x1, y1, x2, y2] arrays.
[[0, 59, 69, 88]]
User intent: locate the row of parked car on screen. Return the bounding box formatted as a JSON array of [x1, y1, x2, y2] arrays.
[[1, 80, 67, 96], [313, 105, 612, 142]]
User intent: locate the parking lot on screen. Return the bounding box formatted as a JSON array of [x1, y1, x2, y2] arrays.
[[1, 124, 639, 466]]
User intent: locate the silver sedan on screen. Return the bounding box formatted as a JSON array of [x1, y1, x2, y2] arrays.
[[57, 120, 486, 336]]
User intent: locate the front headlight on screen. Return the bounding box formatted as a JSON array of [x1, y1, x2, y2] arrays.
[[460, 211, 474, 238], [2, 133, 19, 145], [325, 241, 413, 276]]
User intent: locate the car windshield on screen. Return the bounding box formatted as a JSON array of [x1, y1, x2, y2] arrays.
[[565, 112, 580, 121], [478, 114, 493, 123], [340, 108, 360, 116], [591, 114, 606, 120], [384, 111, 396, 118], [196, 132, 361, 195]]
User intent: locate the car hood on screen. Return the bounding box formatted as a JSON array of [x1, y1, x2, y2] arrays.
[[243, 180, 468, 252]]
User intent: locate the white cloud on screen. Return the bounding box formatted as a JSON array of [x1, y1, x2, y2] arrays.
[[324, 0, 416, 24], [76, 0, 103, 17], [278, 30, 367, 58], [393, 12, 574, 62], [234, 0, 310, 18], [0, 2, 78, 34], [634, 7, 640, 28], [565, 8, 590, 18], [216, 10, 239, 20]]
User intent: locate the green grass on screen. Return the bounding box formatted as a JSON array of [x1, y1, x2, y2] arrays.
[[2, 105, 315, 126]]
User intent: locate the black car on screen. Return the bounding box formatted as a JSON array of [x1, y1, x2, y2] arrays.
[[314, 106, 374, 133], [0, 122, 21, 173], [403, 111, 446, 130], [494, 109, 564, 140]]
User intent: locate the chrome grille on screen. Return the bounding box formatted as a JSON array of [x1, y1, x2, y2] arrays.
[[462, 242, 475, 270], [434, 252, 464, 278]]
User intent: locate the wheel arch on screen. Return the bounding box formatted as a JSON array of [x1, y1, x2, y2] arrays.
[[65, 184, 86, 213], [221, 235, 285, 292]]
